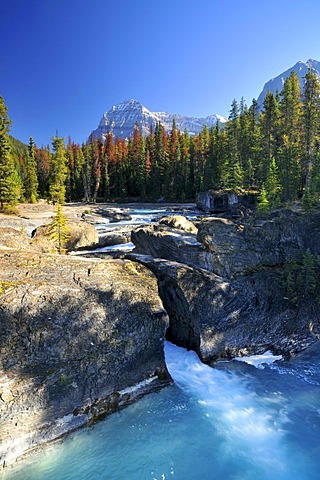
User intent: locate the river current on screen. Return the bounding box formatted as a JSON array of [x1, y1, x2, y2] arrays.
[[3, 206, 320, 479], [3, 341, 320, 480]]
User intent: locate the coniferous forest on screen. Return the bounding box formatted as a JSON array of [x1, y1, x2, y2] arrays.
[[1, 69, 320, 210]]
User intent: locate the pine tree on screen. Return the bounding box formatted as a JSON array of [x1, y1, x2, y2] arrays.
[[46, 203, 71, 254], [303, 69, 320, 189], [309, 152, 320, 202], [265, 157, 281, 206], [0, 96, 19, 210], [35, 145, 51, 198], [302, 249, 318, 294], [25, 137, 38, 203], [257, 184, 269, 215], [225, 99, 241, 188], [278, 71, 302, 200], [49, 137, 68, 203], [259, 91, 280, 182]]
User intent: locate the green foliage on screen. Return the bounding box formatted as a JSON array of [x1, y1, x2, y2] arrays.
[[24, 137, 39, 203], [0, 97, 19, 209], [302, 188, 316, 210], [256, 185, 269, 216], [265, 157, 281, 206], [49, 137, 68, 203], [46, 203, 71, 254], [3, 66, 320, 205], [284, 250, 319, 301]]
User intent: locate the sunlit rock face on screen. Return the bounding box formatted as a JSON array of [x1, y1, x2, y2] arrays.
[[0, 251, 169, 465], [92, 99, 226, 139]]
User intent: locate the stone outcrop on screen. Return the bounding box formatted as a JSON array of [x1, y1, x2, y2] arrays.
[[82, 208, 132, 224], [98, 231, 131, 248], [132, 210, 320, 280], [32, 221, 99, 251], [158, 215, 198, 234], [0, 227, 31, 250], [131, 223, 212, 272], [0, 251, 169, 465], [197, 190, 257, 213], [127, 209, 320, 363], [127, 254, 319, 364], [197, 210, 320, 278]]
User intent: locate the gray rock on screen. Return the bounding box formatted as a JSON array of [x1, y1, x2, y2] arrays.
[[32, 221, 99, 251], [0, 226, 31, 250], [131, 224, 213, 272], [158, 215, 198, 234], [0, 251, 169, 465], [98, 231, 131, 247], [126, 254, 318, 363], [197, 211, 320, 279]]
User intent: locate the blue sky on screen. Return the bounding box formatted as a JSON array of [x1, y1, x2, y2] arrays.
[[1, 0, 320, 146]]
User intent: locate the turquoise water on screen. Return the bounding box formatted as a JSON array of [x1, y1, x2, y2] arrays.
[[2, 342, 320, 480]]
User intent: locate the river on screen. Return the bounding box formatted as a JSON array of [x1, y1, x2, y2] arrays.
[[2, 205, 320, 479], [2, 341, 320, 480]]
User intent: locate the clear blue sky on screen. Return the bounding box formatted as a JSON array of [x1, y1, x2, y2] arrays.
[[1, 0, 320, 146]]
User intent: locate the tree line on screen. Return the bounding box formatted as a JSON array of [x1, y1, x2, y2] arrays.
[[1, 68, 320, 210]]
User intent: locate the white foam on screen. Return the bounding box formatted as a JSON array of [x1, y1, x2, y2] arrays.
[[164, 342, 288, 471], [234, 351, 283, 369]]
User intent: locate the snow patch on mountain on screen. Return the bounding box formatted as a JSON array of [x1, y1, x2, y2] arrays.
[[92, 99, 226, 140]]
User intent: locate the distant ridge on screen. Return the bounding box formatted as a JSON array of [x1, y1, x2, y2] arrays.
[[257, 59, 320, 107], [92, 99, 227, 140]]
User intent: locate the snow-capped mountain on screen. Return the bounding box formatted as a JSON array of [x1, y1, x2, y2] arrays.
[[92, 99, 226, 140], [257, 59, 320, 107]]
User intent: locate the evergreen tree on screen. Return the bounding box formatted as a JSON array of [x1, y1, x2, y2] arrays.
[[278, 71, 302, 200], [265, 157, 281, 206], [302, 249, 318, 294], [179, 129, 191, 199], [25, 137, 38, 203], [49, 136, 68, 203], [225, 99, 241, 188], [309, 152, 320, 202], [0, 96, 19, 210], [303, 69, 320, 189], [46, 203, 71, 254], [257, 184, 269, 215], [259, 91, 280, 182]]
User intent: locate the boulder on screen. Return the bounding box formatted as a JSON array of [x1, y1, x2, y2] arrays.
[[0, 226, 31, 250], [32, 221, 99, 251], [158, 215, 198, 234], [95, 208, 132, 223], [98, 231, 131, 247], [0, 251, 169, 465], [131, 224, 213, 271]]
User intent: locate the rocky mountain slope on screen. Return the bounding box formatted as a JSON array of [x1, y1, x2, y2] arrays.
[[92, 99, 226, 139], [257, 58, 320, 107]]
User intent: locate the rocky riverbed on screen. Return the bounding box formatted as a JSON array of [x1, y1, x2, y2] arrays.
[[1, 200, 320, 467]]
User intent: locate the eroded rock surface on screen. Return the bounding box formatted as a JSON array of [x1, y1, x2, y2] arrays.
[[126, 254, 320, 364], [32, 221, 99, 251], [0, 251, 169, 465]]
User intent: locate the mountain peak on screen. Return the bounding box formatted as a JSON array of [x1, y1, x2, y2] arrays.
[[257, 58, 320, 108], [93, 100, 226, 139]]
